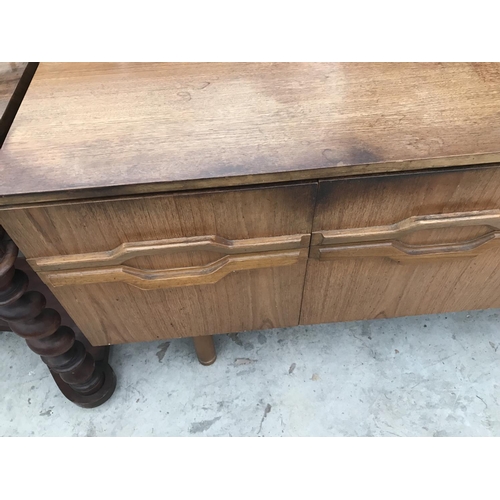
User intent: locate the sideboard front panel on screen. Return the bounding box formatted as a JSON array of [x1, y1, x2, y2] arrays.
[[0, 183, 317, 345], [301, 166, 500, 325]]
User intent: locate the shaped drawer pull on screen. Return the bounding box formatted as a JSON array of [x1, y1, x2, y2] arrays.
[[311, 209, 500, 262], [39, 249, 309, 290], [31, 233, 310, 290], [30, 234, 311, 272]]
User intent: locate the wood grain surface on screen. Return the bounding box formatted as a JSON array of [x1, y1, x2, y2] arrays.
[[39, 248, 309, 290], [30, 233, 310, 271], [301, 166, 500, 325], [0, 183, 317, 344], [0, 183, 316, 262], [2, 63, 500, 206], [310, 210, 500, 246]]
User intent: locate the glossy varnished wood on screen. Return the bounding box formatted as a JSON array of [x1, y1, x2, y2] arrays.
[[2, 63, 500, 206], [0, 227, 116, 407], [0, 184, 317, 345], [301, 165, 500, 325], [0, 256, 110, 363]]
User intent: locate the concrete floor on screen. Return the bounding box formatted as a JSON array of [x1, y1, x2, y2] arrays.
[[1, 309, 500, 436]]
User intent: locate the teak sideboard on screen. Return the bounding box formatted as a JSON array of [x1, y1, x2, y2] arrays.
[[1, 62, 500, 407]]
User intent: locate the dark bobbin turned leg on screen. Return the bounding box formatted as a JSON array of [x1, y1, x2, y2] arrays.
[[0, 227, 116, 408]]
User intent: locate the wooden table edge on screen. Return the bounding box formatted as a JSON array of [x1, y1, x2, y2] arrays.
[[2, 153, 500, 209]]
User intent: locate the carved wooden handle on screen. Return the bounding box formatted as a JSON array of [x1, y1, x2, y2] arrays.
[[39, 249, 308, 290], [311, 210, 500, 262], [30, 234, 311, 271], [311, 210, 500, 246], [313, 233, 500, 261]]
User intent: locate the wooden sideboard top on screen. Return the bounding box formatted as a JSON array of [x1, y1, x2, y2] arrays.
[[1, 62, 500, 206]]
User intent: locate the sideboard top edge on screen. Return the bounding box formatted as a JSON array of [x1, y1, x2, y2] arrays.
[[2, 159, 500, 211]]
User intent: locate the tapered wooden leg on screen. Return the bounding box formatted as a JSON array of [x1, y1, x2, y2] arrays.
[[193, 335, 217, 366], [0, 227, 116, 408]]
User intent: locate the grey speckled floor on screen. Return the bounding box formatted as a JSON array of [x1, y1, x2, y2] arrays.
[[2, 309, 500, 436]]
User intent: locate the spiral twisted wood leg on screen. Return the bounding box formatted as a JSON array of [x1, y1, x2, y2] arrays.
[[0, 227, 116, 408]]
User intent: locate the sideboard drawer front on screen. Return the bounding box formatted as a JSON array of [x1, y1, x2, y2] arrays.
[[45, 261, 309, 345], [301, 166, 500, 324], [2, 183, 316, 261], [0, 183, 317, 345]]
